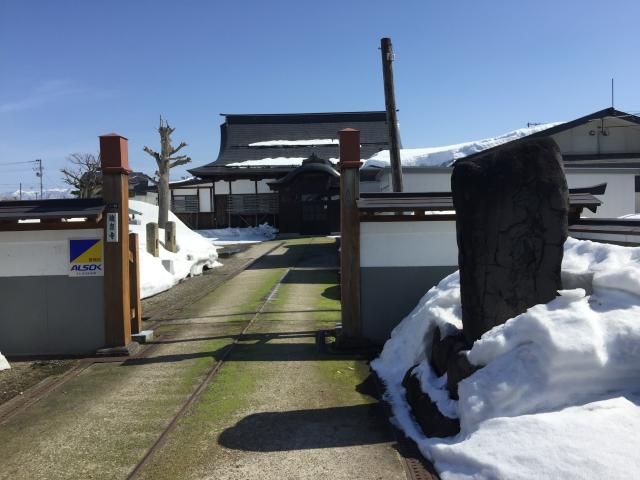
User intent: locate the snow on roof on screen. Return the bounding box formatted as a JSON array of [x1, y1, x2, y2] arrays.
[[248, 139, 338, 147], [227, 157, 339, 167], [363, 122, 564, 169]]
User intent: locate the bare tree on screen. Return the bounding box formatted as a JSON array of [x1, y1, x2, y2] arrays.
[[60, 153, 102, 198], [143, 116, 191, 228]]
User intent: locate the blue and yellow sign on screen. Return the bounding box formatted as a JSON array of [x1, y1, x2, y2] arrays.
[[69, 239, 103, 277]]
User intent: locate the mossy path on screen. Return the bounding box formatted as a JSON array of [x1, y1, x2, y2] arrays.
[[0, 238, 406, 480]]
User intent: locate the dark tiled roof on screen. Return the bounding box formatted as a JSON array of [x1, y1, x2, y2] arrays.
[[0, 198, 105, 220], [190, 111, 390, 175]]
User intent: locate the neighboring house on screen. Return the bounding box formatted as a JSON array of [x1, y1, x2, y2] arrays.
[[372, 108, 640, 218], [174, 111, 390, 231], [128, 171, 157, 204]]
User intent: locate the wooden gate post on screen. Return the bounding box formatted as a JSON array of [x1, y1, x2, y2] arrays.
[[129, 232, 142, 335], [339, 128, 362, 339], [100, 133, 132, 350]]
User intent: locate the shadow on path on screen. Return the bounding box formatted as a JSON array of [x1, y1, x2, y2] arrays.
[[218, 403, 393, 452]]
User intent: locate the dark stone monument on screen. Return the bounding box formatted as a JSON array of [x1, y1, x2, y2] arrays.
[[451, 137, 568, 344], [402, 137, 568, 439]]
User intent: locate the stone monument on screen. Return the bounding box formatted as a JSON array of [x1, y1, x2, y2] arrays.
[[403, 137, 569, 438]]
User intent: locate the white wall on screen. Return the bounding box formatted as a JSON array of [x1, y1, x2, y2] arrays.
[[360, 220, 458, 268], [173, 188, 198, 196], [0, 229, 103, 277], [257, 180, 272, 193], [199, 188, 212, 212], [551, 117, 640, 155], [231, 179, 257, 194], [378, 169, 452, 193]]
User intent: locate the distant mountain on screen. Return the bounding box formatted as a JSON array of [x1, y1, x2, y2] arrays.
[[0, 187, 72, 200]]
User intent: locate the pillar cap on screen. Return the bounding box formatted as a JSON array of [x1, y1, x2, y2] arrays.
[[339, 128, 362, 170], [100, 133, 131, 174]]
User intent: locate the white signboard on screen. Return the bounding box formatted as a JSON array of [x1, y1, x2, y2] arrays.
[[106, 212, 118, 243]]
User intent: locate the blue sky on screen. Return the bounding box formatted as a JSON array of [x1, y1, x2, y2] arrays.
[[1, 0, 639, 192]]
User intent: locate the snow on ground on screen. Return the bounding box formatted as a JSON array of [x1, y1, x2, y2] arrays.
[[198, 224, 277, 246], [226, 157, 339, 167], [248, 139, 338, 146], [0, 352, 9, 371], [372, 237, 640, 479], [363, 122, 563, 169], [129, 200, 220, 299]]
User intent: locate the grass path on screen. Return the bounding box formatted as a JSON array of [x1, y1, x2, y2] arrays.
[[135, 239, 406, 480]]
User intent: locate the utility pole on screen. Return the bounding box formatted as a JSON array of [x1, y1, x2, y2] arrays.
[[380, 37, 403, 192], [19, 183, 22, 200], [34, 159, 43, 198]]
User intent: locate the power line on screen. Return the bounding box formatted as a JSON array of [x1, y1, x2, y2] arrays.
[[0, 160, 38, 166]]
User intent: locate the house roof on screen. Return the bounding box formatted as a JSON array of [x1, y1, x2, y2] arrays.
[[268, 155, 339, 189], [460, 108, 640, 165], [358, 189, 602, 214], [189, 111, 390, 177]]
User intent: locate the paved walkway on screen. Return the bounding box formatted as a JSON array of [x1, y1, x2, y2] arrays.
[[0, 238, 407, 480]]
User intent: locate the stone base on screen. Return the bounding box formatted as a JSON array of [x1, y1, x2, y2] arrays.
[[132, 330, 154, 344], [402, 365, 460, 438], [96, 341, 140, 357]]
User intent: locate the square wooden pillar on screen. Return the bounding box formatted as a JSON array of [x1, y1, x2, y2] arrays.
[[339, 128, 362, 339], [99, 133, 132, 349]]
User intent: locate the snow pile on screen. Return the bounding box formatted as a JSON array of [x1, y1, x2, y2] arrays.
[[198, 224, 277, 246], [363, 122, 563, 169], [372, 237, 640, 479], [227, 157, 338, 167], [0, 352, 9, 371], [129, 200, 220, 298], [249, 139, 338, 146]]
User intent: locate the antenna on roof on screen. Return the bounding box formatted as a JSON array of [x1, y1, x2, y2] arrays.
[[611, 78, 615, 109]]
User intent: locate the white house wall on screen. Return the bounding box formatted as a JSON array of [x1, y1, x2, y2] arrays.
[[257, 180, 272, 193], [551, 117, 640, 155], [213, 181, 229, 195], [231, 179, 257, 194], [199, 188, 212, 212]]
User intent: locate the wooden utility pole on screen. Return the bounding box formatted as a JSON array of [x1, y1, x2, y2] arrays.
[[380, 37, 403, 192], [99, 133, 132, 350], [339, 128, 362, 339]]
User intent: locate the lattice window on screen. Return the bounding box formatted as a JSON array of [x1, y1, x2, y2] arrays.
[[172, 195, 199, 213], [228, 194, 279, 214]]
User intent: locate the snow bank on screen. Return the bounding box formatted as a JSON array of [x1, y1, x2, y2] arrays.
[[129, 200, 220, 298], [0, 352, 9, 371], [363, 122, 562, 169], [198, 224, 277, 246], [372, 237, 640, 479]]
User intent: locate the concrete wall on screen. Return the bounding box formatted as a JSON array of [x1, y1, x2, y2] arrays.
[[0, 229, 105, 355], [359, 220, 458, 343]]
